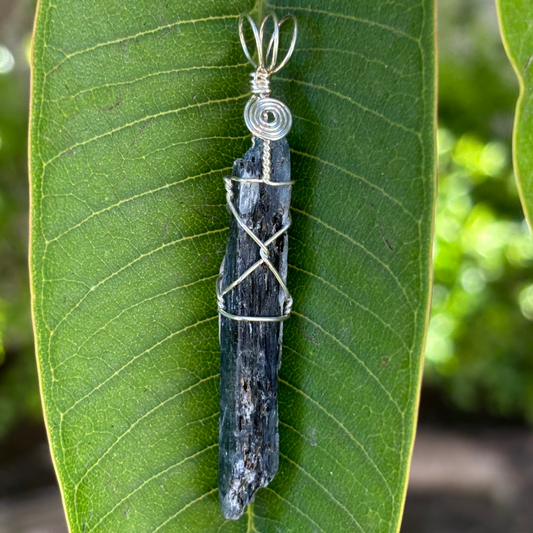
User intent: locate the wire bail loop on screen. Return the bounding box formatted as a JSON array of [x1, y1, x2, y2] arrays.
[[239, 12, 297, 142], [238, 12, 298, 76]]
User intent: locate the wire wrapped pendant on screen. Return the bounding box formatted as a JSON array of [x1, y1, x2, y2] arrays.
[[217, 12, 297, 520]]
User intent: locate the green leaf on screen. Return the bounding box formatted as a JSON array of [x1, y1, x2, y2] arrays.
[[29, 0, 435, 531], [497, 0, 533, 228]]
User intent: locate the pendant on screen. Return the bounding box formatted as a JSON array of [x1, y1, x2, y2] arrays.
[[217, 12, 298, 520]]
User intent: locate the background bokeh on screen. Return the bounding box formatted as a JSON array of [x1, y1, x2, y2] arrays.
[[0, 0, 531, 531], [426, 0, 533, 425], [0, 0, 40, 444]]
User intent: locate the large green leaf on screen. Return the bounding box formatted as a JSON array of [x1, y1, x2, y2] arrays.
[[497, 0, 533, 228], [29, 0, 435, 531]]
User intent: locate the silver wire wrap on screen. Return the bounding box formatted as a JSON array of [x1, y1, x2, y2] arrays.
[[216, 12, 297, 322], [216, 174, 294, 322], [239, 12, 297, 143], [244, 97, 293, 142]]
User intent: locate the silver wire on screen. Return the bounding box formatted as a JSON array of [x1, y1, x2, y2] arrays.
[[238, 12, 297, 73], [216, 13, 297, 323], [216, 175, 293, 322], [239, 12, 297, 142], [244, 97, 292, 141]]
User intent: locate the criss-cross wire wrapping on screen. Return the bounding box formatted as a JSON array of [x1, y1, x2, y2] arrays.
[[216, 12, 297, 322]]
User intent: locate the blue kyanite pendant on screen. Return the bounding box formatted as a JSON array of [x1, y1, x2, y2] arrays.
[[216, 12, 297, 520]]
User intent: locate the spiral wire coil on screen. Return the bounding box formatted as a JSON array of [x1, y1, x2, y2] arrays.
[[216, 12, 297, 322]]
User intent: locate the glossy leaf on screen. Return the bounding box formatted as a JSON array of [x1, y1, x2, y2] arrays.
[[29, 0, 435, 531], [497, 0, 533, 228]]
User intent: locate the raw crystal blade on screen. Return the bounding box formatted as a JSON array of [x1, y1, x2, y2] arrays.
[[218, 138, 291, 520]]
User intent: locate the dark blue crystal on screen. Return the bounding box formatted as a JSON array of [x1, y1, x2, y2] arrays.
[[218, 138, 292, 520]]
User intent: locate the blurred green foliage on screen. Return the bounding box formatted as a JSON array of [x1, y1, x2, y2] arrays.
[[0, 2, 41, 441], [0, 0, 531, 444], [438, 0, 518, 140], [426, 130, 533, 421], [424, 0, 533, 422]]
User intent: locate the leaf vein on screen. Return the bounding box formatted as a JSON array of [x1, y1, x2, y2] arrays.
[[53, 274, 218, 374], [276, 77, 421, 136], [262, 487, 328, 533], [44, 163, 234, 244], [42, 94, 249, 167], [279, 452, 365, 532], [290, 149, 419, 221], [91, 439, 218, 530], [279, 420, 374, 499], [72, 373, 220, 515], [268, 5, 419, 42], [288, 263, 410, 349], [60, 315, 218, 414], [45, 14, 240, 76], [48, 228, 225, 335], [150, 487, 219, 532], [290, 207, 413, 307], [290, 312, 403, 416], [279, 377, 394, 497], [51, 63, 249, 103]]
